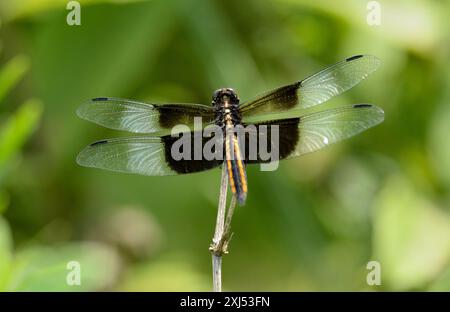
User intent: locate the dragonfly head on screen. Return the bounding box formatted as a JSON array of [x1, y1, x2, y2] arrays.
[[212, 88, 240, 106]]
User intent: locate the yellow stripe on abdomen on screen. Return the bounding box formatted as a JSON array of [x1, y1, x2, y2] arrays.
[[233, 136, 248, 194], [225, 133, 236, 194]]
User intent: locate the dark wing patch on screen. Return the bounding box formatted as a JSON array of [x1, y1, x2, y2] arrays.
[[157, 104, 215, 130], [161, 131, 222, 174], [239, 83, 300, 117], [243, 119, 300, 164]]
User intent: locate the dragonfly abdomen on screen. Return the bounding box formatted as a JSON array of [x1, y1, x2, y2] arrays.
[[213, 88, 247, 205], [225, 134, 247, 205]]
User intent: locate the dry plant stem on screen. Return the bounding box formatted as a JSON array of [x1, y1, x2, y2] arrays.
[[211, 165, 228, 292], [212, 254, 222, 292], [212, 165, 228, 246], [210, 164, 237, 292], [224, 196, 236, 238]]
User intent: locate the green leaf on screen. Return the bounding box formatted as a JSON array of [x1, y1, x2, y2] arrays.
[[0, 99, 43, 171], [373, 175, 450, 290], [0, 55, 29, 103]]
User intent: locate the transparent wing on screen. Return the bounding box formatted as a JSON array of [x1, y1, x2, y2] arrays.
[[298, 55, 380, 109], [292, 104, 384, 157], [77, 97, 215, 134], [76, 137, 176, 176], [241, 55, 381, 121]]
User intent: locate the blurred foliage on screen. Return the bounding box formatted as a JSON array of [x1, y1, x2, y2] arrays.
[[0, 0, 449, 291]]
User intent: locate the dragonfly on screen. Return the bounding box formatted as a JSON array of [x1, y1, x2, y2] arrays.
[[77, 54, 384, 205]]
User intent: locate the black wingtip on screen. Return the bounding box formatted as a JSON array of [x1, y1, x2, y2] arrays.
[[353, 104, 372, 108], [92, 97, 109, 102], [346, 55, 364, 62], [90, 140, 108, 146]]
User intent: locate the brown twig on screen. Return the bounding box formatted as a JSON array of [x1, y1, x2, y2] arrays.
[[210, 164, 237, 291]]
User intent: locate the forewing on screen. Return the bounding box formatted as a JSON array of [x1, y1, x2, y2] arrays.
[[77, 97, 215, 134], [241, 55, 381, 122]]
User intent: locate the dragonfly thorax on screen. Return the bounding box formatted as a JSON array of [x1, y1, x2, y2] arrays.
[[213, 88, 242, 129], [212, 88, 239, 104]]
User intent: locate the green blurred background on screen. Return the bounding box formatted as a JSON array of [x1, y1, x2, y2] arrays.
[[1, 0, 450, 291]]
